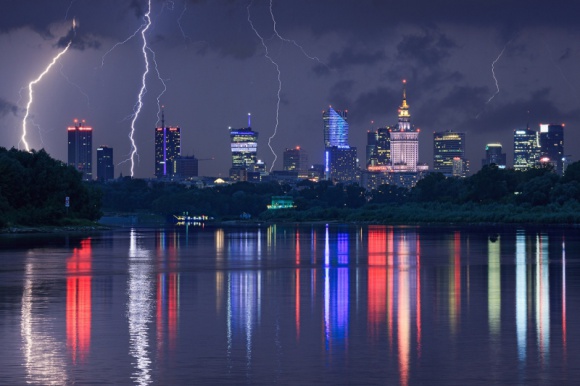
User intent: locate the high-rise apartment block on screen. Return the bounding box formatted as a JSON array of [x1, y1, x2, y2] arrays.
[[67, 119, 93, 181], [96, 146, 114, 181], [154, 111, 181, 179], [433, 130, 468, 177]]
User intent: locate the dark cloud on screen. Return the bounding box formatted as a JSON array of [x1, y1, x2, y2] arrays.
[[322, 47, 386, 71], [56, 27, 101, 51], [327, 80, 355, 109], [0, 98, 19, 118], [350, 86, 401, 127], [397, 29, 457, 67]]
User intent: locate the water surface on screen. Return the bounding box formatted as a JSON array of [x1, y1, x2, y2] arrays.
[[0, 224, 578, 385]]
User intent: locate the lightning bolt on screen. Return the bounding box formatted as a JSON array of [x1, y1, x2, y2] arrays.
[[21, 41, 72, 151], [59, 62, 90, 108], [247, 1, 281, 172], [148, 46, 168, 126], [476, 41, 510, 119], [126, 0, 154, 177]]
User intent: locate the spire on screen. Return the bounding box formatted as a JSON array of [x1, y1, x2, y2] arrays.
[[248, 112, 251, 127], [398, 79, 410, 121], [161, 105, 165, 129]]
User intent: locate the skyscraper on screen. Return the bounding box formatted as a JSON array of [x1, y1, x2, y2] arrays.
[[326, 146, 358, 182], [433, 130, 467, 177], [539, 124, 564, 174], [67, 119, 93, 181], [389, 80, 419, 172], [283, 146, 308, 172], [229, 115, 259, 180], [366, 130, 378, 168], [323, 107, 348, 148], [482, 143, 506, 168], [154, 110, 181, 179], [96, 146, 114, 181], [376, 127, 391, 166], [513, 127, 540, 171]]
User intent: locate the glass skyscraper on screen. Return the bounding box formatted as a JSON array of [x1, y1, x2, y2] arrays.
[[539, 124, 564, 174], [67, 119, 93, 181], [433, 131, 467, 177], [323, 108, 348, 148]]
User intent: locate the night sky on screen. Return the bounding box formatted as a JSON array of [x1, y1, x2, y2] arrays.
[[1, 0, 579, 178]]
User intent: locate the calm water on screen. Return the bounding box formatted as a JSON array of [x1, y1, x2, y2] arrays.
[[0, 224, 578, 385]]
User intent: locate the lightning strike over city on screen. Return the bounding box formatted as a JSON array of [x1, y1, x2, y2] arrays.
[[20, 23, 74, 151], [247, 0, 282, 171], [476, 41, 510, 118]]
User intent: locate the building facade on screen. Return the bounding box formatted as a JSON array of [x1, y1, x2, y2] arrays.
[[433, 130, 467, 177], [67, 119, 93, 181], [229, 125, 259, 180], [283, 146, 308, 172], [326, 146, 358, 183], [513, 128, 540, 171], [174, 156, 199, 179], [96, 146, 114, 181]]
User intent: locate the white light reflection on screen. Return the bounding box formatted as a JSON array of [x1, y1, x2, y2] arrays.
[[488, 237, 501, 337], [515, 231, 527, 363], [21, 260, 68, 385], [536, 234, 550, 364], [127, 229, 154, 385]]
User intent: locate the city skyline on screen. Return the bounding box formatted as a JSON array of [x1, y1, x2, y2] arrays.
[[1, 0, 579, 178]]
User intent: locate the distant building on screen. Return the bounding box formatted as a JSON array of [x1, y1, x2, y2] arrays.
[[390, 80, 420, 173], [376, 127, 391, 166], [154, 110, 181, 178], [482, 143, 506, 169], [229, 115, 259, 181], [513, 127, 540, 171], [433, 131, 468, 177], [67, 119, 93, 181], [283, 146, 308, 172], [539, 124, 564, 174], [96, 146, 114, 181], [323, 107, 348, 148], [174, 155, 198, 179]]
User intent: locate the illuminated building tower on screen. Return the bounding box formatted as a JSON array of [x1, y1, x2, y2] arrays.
[[539, 124, 564, 174], [513, 127, 540, 171], [389, 80, 419, 172], [96, 146, 114, 181], [323, 107, 348, 148], [67, 119, 93, 181], [433, 131, 467, 177], [283, 146, 308, 172], [229, 114, 259, 181], [154, 110, 181, 178], [482, 143, 506, 168]]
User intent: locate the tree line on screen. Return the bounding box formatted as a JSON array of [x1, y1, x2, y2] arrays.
[[0, 148, 102, 228]]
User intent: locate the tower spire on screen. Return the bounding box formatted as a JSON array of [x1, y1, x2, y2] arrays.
[[248, 112, 251, 127], [397, 79, 411, 130], [161, 105, 165, 129]]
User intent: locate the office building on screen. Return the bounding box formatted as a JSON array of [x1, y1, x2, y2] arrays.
[[433, 131, 467, 177], [155, 111, 181, 178], [174, 155, 198, 179], [482, 143, 506, 168], [539, 124, 564, 174], [513, 127, 540, 171], [326, 146, 358, 183], [323, 107, 348, 148], [283, 146, 308, 172], [366, 130, 378, 168], [96, 146, 114, 181], [229, 114, 259, 180], [67, 119, 93, 181], [389, 80, 419, 172]]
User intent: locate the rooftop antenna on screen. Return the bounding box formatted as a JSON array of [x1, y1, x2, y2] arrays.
[[248, 112, 251, 127], [162, 105, 165, 128]]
